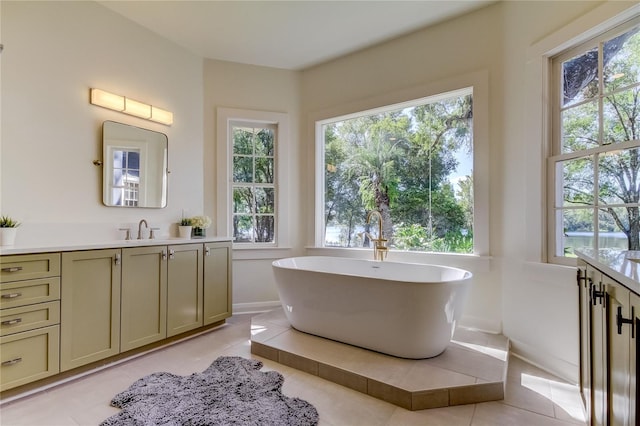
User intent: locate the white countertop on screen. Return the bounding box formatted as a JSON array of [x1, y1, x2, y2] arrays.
[[575, 249, 640, 295], [0, 237, 232, 256]]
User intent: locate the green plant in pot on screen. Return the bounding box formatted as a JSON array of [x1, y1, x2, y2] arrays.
[[0, 215, 20, 246], [178, 217, 193, 239]]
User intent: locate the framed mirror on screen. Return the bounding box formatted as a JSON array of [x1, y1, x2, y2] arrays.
[[102, 121, 168, 208]]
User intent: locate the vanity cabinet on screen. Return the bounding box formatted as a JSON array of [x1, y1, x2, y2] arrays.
[[203, 241, 232, 325], [606, 278, 632, 426], [120, 246, 167, 351], [121, 243, 204, 348], [60, 249, 121, 371], [167, 243, 203, 337], [0, 238, 231, 393], [0, 253, 61, 391], [630, 292, 639, 424], [578, 262, 593, 421], [578, 257, 638, 426]]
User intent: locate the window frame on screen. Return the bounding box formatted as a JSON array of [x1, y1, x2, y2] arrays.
[[106, 144, 145, 207], [547, 15, 640, 264], [216, 107, 290, 249], [312, 71, 490, 256], [231, 121, 277, 244]]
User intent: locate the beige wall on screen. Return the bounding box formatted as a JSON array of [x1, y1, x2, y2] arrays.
[[1, 1, 204, 243], [202, 59, 302, 305]]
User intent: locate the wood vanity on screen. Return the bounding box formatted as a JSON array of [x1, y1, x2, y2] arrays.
[[576, 249, 639, 426], [0, 238, 232, 394]]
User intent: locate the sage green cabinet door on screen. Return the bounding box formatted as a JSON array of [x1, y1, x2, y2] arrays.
[[589, 266, 607, 426], [1, 325, 60, 391], [167, 244, 203, 337], [630, 292, 639, 426], [60, 249, 121, 371], [577, 259, 592, 416], [203, 242, 232, 325], [121, 246, 167, 352], [606, 278, 631, 426]]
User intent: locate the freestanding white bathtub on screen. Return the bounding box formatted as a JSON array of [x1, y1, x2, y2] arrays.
[[272, 256, 472, 359]]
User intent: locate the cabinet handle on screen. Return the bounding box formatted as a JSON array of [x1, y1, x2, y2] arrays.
[[591, 283, 605, 306], [1, 293, 22, 299], [205, 247, 211, 256], [577, 270, 593, 288], [169, 249, 175, 260], [1, 266, 23, 273], [162, 250, 167, 261], [1, 357, 22, 366], [1, 318, 22, 326], [617, 306, 635, 337], [114, 253, 121, 265]]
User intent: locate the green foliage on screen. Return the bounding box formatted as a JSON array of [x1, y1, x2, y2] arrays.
[[393, 224, 428, 250], [0, 215, 20, 228], [430, 231, 474, 254], [323, 92, 474, 252], [393, 223, 473, 254], [179, 218, 192, 226], [560, 25, 640, 251], [232, 125, 275, 243]]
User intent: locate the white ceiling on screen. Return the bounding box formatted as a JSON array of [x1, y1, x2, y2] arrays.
[[98, 0, 494, 70]]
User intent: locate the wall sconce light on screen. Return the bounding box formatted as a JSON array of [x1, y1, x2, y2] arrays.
[[90, 88, 173, 126]]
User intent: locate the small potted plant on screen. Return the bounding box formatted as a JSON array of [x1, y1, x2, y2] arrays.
[[0, 215, 20, 246], [178, 217, 192, 239]]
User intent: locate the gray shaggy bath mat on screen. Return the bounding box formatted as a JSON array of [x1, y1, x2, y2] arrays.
[[100, 356, 319, 426]]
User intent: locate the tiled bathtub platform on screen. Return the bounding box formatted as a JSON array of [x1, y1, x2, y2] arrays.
[[250, 309, 509, 411]]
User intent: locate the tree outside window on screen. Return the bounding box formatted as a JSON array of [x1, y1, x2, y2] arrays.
[[553, 20, 640, 257], [232, 123, 276, 244], [320, 89, 474, 254]]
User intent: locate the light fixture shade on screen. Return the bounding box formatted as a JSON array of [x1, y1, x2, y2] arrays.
[[124, 98, 152, 119], [89, 88, 172, 126], [91, 88, 125, 111], [150, 106, 174, 125]]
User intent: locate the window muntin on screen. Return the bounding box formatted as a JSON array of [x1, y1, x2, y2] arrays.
[[317, 88, 474, 254], [231, 124, 276, 244], [551, 19, 640, 258]]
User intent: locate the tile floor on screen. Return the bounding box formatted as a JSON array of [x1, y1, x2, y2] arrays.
[[250, 309, 509, 410], [0, 313, 587, 426]]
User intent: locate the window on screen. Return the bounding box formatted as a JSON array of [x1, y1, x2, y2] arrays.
[[231, 122, 276, 243], [216, 108, 290, 249], [317, 88, 475, 254], [550, 18, 640, 259], [110, 149, 140, 207]]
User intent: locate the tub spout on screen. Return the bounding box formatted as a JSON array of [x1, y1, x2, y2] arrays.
[[366, 210, 388, 261]]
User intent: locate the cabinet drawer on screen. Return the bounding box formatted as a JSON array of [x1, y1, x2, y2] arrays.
[[0, 277, 61, 309], [1, 253, 60, 283], [0, 325, 60, 391], [0, 301, 60, 336]]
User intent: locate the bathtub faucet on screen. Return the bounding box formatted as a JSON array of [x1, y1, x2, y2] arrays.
[[366, 210, 388, 261]]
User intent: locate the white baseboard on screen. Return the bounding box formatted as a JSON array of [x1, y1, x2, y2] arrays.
[[509, 338, 578, 384], [233, 301, 281, 314], [459, 314, 502, 334]]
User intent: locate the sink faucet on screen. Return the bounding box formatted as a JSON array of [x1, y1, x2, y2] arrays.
[[137, 219, 149, 240], [366, 210, 388, 261]]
